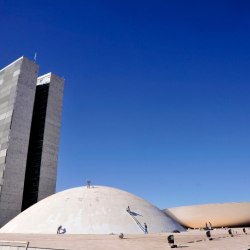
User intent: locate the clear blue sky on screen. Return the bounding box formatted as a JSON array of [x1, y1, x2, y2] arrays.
[[1, 0, 250, 209]]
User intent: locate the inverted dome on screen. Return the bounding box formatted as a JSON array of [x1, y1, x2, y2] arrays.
[[0, 186, 183, 234], [164, 202, 250, 228]]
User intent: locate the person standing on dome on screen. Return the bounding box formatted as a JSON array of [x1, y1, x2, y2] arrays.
[[126, 206, 131, 213], [86, 180, 91, 188], [144, 223, 148, 234]]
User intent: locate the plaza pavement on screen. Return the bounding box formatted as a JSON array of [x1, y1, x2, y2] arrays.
[[0, 228, 250, 250]]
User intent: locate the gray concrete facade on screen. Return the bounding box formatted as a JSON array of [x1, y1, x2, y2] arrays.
[[0, 57, 38, 227], [0, 57, 64, 227], [37, 74, 64, 201]]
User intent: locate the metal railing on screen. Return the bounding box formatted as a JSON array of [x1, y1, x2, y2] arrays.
[[0, 240, 66, 250], [126, 210, 145, 233]]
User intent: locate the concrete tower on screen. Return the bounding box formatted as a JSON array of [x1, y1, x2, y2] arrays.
[[22, 73, 64, 211], [0, 57, 38, 227], [0, 57, 64, 227]]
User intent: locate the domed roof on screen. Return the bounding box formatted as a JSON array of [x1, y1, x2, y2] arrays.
[[164, 202, 250, 228], [1, 186, 183, 234]]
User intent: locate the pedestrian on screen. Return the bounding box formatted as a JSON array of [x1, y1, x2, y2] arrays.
[[87, 180, 91, 188], [126, 206, 130, 213], [57, 225, 62, 234], [144, 223, 148, 234]]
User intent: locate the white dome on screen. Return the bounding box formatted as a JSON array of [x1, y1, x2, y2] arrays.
[[0, 186, 183, 234]]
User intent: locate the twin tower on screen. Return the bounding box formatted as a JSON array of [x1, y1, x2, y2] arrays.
[[0, 57, 64, 227]]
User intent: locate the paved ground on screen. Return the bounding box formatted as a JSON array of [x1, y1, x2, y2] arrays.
[[0, 228, 250, 249]]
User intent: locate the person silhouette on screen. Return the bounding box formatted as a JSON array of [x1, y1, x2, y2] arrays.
[[126, 206, 131, 213], [87, 180, 91, 188], [57, 225, 66, 234], [57, 225, 62, 234]]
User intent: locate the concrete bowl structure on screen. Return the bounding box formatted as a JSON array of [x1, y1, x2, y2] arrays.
[[0, 186, 183, 234], [164, 202, 250, 228]]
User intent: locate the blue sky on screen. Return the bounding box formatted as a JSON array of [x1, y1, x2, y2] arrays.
[[1, 0, 250, 208]]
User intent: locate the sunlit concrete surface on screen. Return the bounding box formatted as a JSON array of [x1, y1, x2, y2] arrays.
[[164, 202, 250, 228], [0, 228, 250, 250], [0, 186, 183, 234], [0, 57, 38, 227], [0, 57, 64, 227]]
